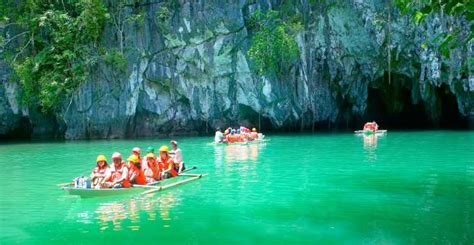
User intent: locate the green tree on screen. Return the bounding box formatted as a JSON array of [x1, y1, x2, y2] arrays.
[[395, 0, 473, 59], [0, 0, 107, 112], [247, 10, 301, 76]]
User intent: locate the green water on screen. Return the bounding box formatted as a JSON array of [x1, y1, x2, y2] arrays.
[[1, 131, 473, 244]]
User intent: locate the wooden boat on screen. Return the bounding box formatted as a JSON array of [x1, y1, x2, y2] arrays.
[[209, 138, 269, 146], [354, 129, 387, 136], [62, 169, 206, 198], [63, 184, 153, 198]]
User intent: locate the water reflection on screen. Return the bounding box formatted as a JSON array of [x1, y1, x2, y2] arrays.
[[82, 192, 180, 231], [214, 142, 266, 164], [363, 135, 378, 163]]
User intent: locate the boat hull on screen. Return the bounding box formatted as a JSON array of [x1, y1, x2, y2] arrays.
[[354, 130, 387, 136], [63, 187, 144, 198]]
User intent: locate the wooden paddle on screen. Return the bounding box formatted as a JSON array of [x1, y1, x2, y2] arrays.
[[57, 182, 74, 187]]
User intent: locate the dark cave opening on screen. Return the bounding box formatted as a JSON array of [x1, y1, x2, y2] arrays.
[[0, 117, 32, 141], [361, 75, 469, 130]]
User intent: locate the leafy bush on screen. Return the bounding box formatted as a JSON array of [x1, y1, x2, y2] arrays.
[[247, 10, 301, 76]]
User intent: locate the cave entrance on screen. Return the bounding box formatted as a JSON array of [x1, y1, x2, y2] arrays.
[[0, 116, 32, 141], [363, 74, 468, 129]]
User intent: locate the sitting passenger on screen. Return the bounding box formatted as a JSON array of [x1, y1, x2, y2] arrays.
[[90, 155, 111, 189], [143, 153, 160, 183], [126, 155, 147, 185], [250, 128, 258, 140], [158, 145, 177, 179], [106, 152, 130, 188]]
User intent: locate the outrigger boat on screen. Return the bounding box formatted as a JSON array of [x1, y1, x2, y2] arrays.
[[60, 167, 206, 198], [208, 138, 269, 146], [354, 130, 387, 136]]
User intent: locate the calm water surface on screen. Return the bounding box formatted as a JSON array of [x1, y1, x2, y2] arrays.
[[0, 131, 473, 244]]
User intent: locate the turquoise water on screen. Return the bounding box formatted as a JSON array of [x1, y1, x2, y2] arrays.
[[0, 131, 473, 244]]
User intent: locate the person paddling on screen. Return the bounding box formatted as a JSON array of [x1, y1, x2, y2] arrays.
[[215, 128, 224, 143], [158, 145, 177, 179], [90, 155, 111, 189], [126, 155, 147, 185], [143, 153, 160, 183], [170, 140, 185, 174], [106, 152, 130, 188]]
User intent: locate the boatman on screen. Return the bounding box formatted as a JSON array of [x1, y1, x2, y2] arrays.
[[215, 128, 224, 143], [170, 140, 185, 174]]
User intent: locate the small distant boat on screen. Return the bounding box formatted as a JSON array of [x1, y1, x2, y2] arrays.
[[354, 129, 387, 136], [209, 137, 269, 146]]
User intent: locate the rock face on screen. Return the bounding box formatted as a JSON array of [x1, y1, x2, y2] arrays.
[[1, 0, 473, 139]]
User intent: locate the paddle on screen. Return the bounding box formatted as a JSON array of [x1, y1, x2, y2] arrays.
[[57, 182, 74, 187], [179, 165, 197, 175]]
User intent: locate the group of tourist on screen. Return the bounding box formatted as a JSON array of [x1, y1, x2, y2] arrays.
[[89, 140, 185, 189], [214, 126, 262, 143], [363, 121, 379, 132]]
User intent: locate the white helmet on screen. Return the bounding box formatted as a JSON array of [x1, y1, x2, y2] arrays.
[[112, 152, 122, 160], [132, 147, 141, 154]]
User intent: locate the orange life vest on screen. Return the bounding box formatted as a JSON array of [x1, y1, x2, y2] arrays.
[[92, 163, 109, 176], [250, 132, 258, 140], [110, 162, 131, 188], [128, 164, 147, 185], [160, 156, 177, 177], [145, 161, 160, 180]]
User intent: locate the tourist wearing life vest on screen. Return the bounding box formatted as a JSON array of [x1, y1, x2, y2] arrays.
[[126, 155, 147, 185], [132, 147, 142, 165], [143, 153, 160, 183], [227, 129, 238, 143], [170, 140, 186, 174], [106, 152, 130, 188], [158, 145, 177, 179], [250, 128, 258, 140], [141, 146, 155, 171], [363, 121, 378, 132], [90, 155, 111, 189]]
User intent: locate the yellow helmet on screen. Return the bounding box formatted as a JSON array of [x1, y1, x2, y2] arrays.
[[127, 154, 139, 163], [252, 128, 257, 132], [96, 155, 107, 162], [159, 145, 169, 152], [146, 153, 155, 159]]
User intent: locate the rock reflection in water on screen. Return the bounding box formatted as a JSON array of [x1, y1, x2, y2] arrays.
[[93, 192, 179, 231]]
